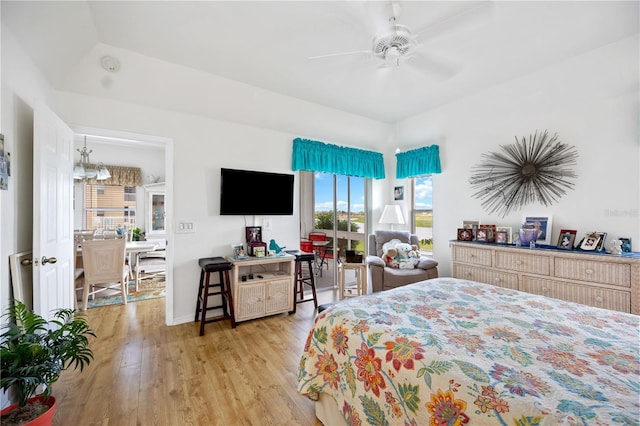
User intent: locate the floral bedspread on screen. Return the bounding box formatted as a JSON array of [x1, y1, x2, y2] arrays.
[[297, 278, 640, 425]]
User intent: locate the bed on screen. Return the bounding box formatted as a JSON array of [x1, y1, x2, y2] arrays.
[[297, 277, 639, 425]]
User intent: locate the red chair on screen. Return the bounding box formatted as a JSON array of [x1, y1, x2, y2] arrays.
[[308, 232, 328, 276], [300, 238, 313, 253]]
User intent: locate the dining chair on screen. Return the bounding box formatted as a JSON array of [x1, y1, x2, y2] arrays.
[[79, 239, 129, 311]]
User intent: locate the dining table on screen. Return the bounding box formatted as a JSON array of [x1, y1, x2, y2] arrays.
[[126, 241, 160, 291]]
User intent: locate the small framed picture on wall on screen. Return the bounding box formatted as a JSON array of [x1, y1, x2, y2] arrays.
[[394, 186, 404, 201]]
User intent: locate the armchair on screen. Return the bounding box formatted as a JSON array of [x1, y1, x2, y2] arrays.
[[366, 230, 438, 293]]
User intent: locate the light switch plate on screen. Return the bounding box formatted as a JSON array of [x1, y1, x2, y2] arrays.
[[263, 219, 272, 230]]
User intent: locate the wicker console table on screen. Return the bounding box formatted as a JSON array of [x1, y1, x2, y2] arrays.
[[450, 241, 639, 315]]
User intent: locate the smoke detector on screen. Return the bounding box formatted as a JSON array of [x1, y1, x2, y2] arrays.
[[101, 55, 120, 73]]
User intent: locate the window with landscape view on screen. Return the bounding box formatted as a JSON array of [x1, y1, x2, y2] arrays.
[[313, 173, 366, 256], [413, 176, 433, 253]]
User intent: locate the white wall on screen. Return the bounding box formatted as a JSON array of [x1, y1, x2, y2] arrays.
[[396, 35, 640, 276]]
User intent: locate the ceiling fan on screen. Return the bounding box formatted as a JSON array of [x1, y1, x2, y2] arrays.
[[309, 1, 490, 78]]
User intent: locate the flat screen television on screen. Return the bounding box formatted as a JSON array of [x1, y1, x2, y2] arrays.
[[220, 168, 295, 215]]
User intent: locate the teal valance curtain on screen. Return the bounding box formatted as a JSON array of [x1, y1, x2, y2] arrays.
[[396, 145, 442, 178], [292, 138, 385, 179]]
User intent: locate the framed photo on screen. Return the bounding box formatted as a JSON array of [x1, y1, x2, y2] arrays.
[[496, 231, 508, 244], [559, 229, 577, 239], [522, 214, 553, 245], [462, 220, 479, 228], [476, 227, 494, 242], [245, 226, 262, 243], [593, 232, 607, 251], [463, 220, 480, 240], [557, 232, 575, 250], [394, 186, 404, 201], [580, 232, 601, 251], [231, 243, 246, 259], [496, 226, 512, 244], [457, 228, 473, 241], [619, 237, 632, 253]]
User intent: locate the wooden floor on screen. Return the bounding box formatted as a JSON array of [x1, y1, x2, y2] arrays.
[[52, 286, 340, 426]]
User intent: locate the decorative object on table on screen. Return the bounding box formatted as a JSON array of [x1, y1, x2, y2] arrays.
[[607, 240, 623, 255], [522, 214, 553, 245], [231, 243, 246, 259], [559, 229, 577, 240], [518, 225, 538, 246], [131, 227, 144, 241], [469, 130, 578, 217], [457, 228, 473, 241], [594, 232, 607, 251], [268, 239, 285, 254], [619, 237, 632, 253], [557, 232, 575, 250], [579, 232, 601, 251], [245, 226, 262, 243], [496, 230, 508, 244], [479, 224, 496, 242], [345, 250, 363, 263], [462, 220, 480, 240], [379, 204, 405, 230], [393, 186, 404, 201], [475, 227, 491, 242], [248, 241, 267, 256], [0, 301, 95, 426], [496, 226, 512, 244]]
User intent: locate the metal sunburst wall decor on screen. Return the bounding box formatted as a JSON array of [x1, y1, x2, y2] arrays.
[[469, 130, 578, 217]]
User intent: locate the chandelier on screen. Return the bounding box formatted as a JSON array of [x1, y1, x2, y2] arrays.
[[73, 137, 111, 181]]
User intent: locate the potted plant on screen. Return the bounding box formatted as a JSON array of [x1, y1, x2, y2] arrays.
[[131, 227, 144, 241], [0, 301, 96, 426]]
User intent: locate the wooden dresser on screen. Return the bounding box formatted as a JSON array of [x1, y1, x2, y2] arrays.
[[450, 241, 639, 315]]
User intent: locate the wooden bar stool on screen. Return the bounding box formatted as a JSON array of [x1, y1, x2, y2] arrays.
[[286, 250, 318, 313], [339, 262, 367, 300], [195, 257, 235, 335]]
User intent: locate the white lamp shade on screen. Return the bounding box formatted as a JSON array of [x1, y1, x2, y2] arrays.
[[379, 205, 405, 225]]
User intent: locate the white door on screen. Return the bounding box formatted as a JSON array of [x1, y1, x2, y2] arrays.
[[32, 102, 74, 317]]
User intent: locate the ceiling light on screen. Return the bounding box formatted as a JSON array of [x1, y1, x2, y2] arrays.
[[74, 137, 110, 181]]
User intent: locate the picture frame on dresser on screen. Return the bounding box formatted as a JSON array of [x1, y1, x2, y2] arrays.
[[245, 226, 262, 243], [496, 231, 508, 244], [522, 214, 552, 245], [496, 226, 512, 244], [457, 228, 473, 241], [619, 237, 632, 253], [579, 232, 601, 251], [557, 232, 575, 250]]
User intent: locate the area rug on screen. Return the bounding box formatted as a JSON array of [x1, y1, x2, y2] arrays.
[[86, 276, 165, 308]]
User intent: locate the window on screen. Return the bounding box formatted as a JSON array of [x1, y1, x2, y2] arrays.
[[412, 176, 433, 253], [313, 172, 366, 254], [84, 184, 137, 231]]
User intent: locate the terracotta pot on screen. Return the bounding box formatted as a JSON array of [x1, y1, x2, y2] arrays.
[[0, 395, 56, 426]]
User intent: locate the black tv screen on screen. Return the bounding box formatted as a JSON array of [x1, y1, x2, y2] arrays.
[[220, 168, 295, 215]]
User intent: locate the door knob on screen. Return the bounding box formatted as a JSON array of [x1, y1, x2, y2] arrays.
[[20, 258, 33, 266], [41, 256, 57, 265]]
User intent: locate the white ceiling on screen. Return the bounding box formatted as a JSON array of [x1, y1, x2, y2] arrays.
[[2, 1, 638, 123]]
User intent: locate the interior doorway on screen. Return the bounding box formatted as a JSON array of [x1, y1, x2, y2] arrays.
[[71, 127, 173, 323]]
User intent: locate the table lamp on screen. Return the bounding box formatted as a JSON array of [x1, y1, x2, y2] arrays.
[[379, 205, 405, 230]]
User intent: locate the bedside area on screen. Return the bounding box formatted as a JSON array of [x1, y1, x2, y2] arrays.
[[450, 241, 640, 315]]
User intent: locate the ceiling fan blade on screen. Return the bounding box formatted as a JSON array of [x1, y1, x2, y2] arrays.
[[308, 50, 371, 60], [413, 1, 494, 44], [406, 51, 461, 80]]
